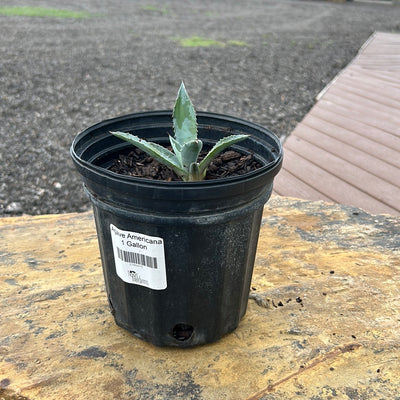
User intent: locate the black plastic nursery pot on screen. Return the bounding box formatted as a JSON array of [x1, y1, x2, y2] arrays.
[[71, 111, 283, 347]]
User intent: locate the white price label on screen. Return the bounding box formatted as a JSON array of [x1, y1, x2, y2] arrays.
[[110, 224, 167, 290]]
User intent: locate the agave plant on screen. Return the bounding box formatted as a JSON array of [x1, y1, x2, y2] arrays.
[[110, 82, 248, 181]]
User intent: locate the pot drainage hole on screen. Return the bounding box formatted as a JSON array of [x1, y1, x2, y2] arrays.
[[172, 323, 194, 341]]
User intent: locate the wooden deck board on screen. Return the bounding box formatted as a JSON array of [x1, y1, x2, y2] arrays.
[[279, 149, 398, 215], [339, 73, 400, 101], [272, 168, 333, 201], [322, 91, 400, 128], [307, 109, 400, 152], [332, 79, 400, 109], [301, 116, 400, 168], [318, 98, 400, 135], [284, 136, 400, 210], [348, 65, 400, 86], [274, 32, 400, 216], [293, 124, 400, 185], [326, 84, 400, 116]]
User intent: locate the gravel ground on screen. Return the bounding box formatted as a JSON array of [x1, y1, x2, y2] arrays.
[[1, 0, 399, 216]]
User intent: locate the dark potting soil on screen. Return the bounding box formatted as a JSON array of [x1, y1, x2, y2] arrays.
[[109, 148, 262, 181]]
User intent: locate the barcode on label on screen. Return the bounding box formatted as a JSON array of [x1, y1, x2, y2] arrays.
[[116, 247, 158, 269]]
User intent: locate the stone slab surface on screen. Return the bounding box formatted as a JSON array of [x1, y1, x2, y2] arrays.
[[0, 196, 399, 399]]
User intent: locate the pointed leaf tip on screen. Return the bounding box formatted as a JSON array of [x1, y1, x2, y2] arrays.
[[173, 81, 198, 146]]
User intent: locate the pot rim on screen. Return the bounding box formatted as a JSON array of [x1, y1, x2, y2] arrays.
[[71, 110, 283, 188]]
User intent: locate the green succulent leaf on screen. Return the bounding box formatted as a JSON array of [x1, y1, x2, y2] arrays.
[[110, 130, 185, 177], [173, 82, 197, 146], [180, 140, 203, 169], [110, 83, 250, 181], [169, 135, 183, 164], [199, 134, 249, 175], [188, 163, 202, 182]]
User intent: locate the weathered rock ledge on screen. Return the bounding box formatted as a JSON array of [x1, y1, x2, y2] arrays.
[[1, 196, 399, 399]]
